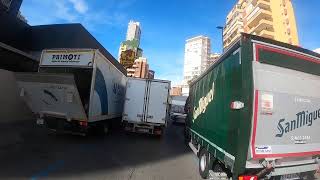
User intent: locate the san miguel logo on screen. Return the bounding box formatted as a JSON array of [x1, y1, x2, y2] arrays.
[[193, 82, 215, 122], [276, 108, 320, 137]]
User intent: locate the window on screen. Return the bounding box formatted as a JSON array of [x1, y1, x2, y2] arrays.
[[287, 28, 291, 35], [284, 8, 288, 16]]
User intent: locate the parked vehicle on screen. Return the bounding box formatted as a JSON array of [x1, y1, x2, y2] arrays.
[[16, 49, 126, 135], [185, 34, 320, 179], [122, 77, 170, 136], [170, 95, 188, 124]]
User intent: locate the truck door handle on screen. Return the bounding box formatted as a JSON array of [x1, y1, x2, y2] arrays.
[[137, 114, 143, 117], [147, 115, 153, 119]]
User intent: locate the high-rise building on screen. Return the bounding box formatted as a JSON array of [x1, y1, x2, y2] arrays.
[[183, 36, 211, 85], [118, 20, 142, 63], [119, 49, 136, 69], [126, 20, 141, 46], [223, 0, 299, 49]]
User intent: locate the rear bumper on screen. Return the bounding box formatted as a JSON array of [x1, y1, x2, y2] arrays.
[[269, 163, 318, 176], [38, 116, 88, 135], [123, 121, 164, 135], [246, 157, 320, 177]]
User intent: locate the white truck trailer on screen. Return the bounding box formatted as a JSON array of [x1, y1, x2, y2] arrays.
[[122, 77, 171, 135], [16, 49, 126, 135]]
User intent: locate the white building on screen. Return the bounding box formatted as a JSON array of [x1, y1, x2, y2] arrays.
[[126, 20, 141, 46], [182, 36, 211, 95]]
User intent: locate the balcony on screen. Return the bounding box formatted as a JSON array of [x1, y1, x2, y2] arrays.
[[248, 19, 273, 34], [256, 0, 270, 10], [250, 0, 270, 5], [223, 22, 243, 41], [228, 33, 241, 46], [258, 29, 275, 39], [224, 15, 243, 35], [246, 7, 272, 28]]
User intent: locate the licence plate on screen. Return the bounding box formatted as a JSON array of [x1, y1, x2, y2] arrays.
[[280, 174, 300, 180], [138, 128, 149, 133], [36, 118, 44, 125]]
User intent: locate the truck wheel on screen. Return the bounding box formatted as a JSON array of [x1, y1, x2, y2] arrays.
[[198, 148, 213, 179]]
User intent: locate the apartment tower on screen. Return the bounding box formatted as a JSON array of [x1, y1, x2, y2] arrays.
[[182, 36, 211, 95], [223, 0, 299, 49], [126, 20, 141, 46]]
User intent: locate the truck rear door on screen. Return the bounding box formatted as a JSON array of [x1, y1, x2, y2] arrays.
[[145, 81, 170, 124], [123, 78, 147, 123], [250, 42, 320, 159], [16, 73, 87, 121]]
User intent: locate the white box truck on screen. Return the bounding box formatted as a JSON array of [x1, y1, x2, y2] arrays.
[[16, 49, 126, 135], [122, 78, 170, 135]]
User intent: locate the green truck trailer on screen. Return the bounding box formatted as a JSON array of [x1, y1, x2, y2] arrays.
[[185, 34, 320, 179]]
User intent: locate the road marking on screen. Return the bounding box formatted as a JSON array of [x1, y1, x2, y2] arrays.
[[31, 160, 64, 180]]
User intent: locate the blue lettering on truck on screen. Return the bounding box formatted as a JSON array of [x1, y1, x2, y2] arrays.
[[94, 68, 108, 115], [276, 108, 320, 137]]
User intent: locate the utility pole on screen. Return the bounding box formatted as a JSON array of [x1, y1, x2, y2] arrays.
[[216, 26, 224, 53]]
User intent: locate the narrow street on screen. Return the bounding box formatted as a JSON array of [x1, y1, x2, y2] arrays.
[[0, 120, 202, 180]]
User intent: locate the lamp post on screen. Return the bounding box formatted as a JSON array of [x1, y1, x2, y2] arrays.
[[216, 26, 224, 53]]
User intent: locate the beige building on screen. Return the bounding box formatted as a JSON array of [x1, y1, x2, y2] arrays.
[[208, 53, 220, 66], [223, 0, 299, 49], [127, 57, 149, 78], [170, 86, 182, 96]]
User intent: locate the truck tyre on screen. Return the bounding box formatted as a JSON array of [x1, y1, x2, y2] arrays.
[[198, 148, 213, 179]]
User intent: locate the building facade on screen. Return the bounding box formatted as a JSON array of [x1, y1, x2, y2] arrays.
[[183, 36, 211, 85], [127, 57, 149, 78], [118, 20, 141, 61], [170, 86, 182, 96], [208, 53, 220, 66], [126, 20, 141, 46], [223, 0, 299, 49]]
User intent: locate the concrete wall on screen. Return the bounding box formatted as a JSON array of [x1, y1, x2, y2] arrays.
[[0, 69, 32, 123], [0, 10, 30, 51]]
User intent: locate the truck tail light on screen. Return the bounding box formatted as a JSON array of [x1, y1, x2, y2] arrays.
[[230, 101, 244, 110], [238, 175, 258, 180], [79, 121, 88, 127]]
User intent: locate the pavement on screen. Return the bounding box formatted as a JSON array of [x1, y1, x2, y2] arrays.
[[0, 120, 202, 180]]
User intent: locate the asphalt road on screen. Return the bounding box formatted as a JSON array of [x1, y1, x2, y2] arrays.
[[0, 120, 202, 180], [1, 120, 319, 180]]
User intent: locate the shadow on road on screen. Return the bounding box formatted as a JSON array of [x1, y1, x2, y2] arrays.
[[0, 119, 191, 179]]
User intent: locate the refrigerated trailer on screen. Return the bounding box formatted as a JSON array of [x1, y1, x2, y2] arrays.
[[16, 49, 126, 135], [185, 34, 320, 179], [122, 78, 170, 135]]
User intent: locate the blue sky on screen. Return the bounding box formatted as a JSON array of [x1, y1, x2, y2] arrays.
[[21, 0, 320, 85]]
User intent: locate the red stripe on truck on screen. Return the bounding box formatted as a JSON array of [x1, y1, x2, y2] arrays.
[[255, 44, 320, 64], [251, 90, 259, 158], [251, 90, 320, 159]]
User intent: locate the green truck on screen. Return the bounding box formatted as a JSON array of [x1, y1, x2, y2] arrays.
[[185, 34, 320, 179]]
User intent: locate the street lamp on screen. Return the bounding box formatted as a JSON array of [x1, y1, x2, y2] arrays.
[[216, 26, 224, 52]]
